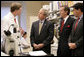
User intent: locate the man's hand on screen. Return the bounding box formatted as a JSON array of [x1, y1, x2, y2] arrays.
[[68, 43, 77, 49], [20, 27, 24, 35], [37, 43, 44, 49], [33, 43, 44, 50], [33, 43, 39, 49]]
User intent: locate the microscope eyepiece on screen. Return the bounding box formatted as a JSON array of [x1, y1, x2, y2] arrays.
[[4, 30, 11, 36]]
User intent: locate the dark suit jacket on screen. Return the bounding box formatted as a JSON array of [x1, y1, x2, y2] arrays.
[[30, 19, 54, 54], [57, 16, 75, 56], [68, 16, 83, 56]]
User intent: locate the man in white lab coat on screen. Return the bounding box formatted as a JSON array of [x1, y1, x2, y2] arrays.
[[1, 2, 22, 54]]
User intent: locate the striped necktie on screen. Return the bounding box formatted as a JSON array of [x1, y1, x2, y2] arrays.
[[60, 20, 64, 32], [14, 18, 16, 23], [74, 17, 80, 31]]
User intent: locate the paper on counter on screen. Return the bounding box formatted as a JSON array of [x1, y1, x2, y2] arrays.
[[29, 50, 47, 56]]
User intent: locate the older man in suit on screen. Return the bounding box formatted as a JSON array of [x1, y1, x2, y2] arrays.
[[30, 8, 54, 54], [57, 6, 75, 56], [68, 3, 83, 56]]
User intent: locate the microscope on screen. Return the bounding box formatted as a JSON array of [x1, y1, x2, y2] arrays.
[[4, 24, 21, 56]]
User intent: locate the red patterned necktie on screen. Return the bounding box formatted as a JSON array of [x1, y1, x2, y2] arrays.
[[14, 18, 16, 23], [74, 17, 80, 31], [60, 20, 64, 32]]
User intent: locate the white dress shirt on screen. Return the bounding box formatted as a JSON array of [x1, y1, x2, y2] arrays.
[[39, 19, 45, 34], [78, 14, 83, 24], [39, 19, 45, 26], [63, 15, 69, 24]]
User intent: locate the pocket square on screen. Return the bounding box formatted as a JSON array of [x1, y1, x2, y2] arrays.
[[67, 25, 70, 27]]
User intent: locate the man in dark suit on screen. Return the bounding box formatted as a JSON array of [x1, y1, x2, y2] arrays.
[[30, 8, 54, 54], [57, 6, 75, 56], [68, 3, 83, 56]]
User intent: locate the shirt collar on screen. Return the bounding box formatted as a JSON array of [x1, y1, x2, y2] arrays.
[[9, 12, 15, 18], [79, 14, 83, 20], [39, 19, 45, 23], [63, 15, 69, 24]]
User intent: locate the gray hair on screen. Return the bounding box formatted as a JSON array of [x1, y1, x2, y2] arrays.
[[40, 8, 49, 17]]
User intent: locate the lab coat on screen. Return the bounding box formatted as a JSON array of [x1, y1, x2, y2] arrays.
[[1, 12, 19, 39], [1, 12, 20, 55]]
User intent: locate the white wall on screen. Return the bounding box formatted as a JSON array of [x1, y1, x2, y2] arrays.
[[20, 2, 27, 32]]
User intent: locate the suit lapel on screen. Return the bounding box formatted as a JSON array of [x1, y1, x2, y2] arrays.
[[74, 18, 83, 35], [62, 16, 70, 31], [72, 17, 83, 36], [72, 20, 76, 35], [36, 21, 39, 35], [59, 18, 63, 32]]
